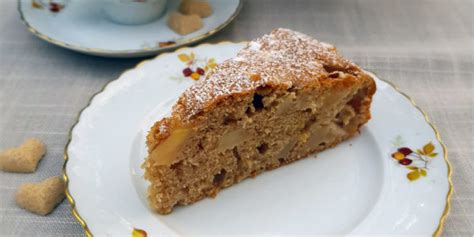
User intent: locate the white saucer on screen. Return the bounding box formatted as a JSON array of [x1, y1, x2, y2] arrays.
[[18, 0, 242, 57], [64, 42, 452, 236]]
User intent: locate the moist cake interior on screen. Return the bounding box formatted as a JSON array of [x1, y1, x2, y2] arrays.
[[145, 73, 373, 214]]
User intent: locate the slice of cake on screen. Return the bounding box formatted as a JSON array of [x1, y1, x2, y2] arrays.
[[143, 28, 376, 214]]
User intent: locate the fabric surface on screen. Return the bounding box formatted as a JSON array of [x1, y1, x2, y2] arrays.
[[0, 0, 472, 236]]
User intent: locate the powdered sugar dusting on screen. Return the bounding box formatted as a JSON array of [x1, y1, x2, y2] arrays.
[[233, 56, 245, 62], [320, 42, 335, 50], [159, 123, 167, 133], [173, 28, 361, 122], [248, 41, 261, 51]]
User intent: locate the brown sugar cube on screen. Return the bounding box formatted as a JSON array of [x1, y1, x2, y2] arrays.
[[168, 11, 203, 35], [179, 0, 213, 18], [16, 176, 66, 216], [0, 138, 46, 173]]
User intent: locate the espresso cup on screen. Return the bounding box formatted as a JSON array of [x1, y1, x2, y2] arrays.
[[102, 0, 168, 25]]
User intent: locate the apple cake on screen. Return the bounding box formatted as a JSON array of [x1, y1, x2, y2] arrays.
[[143, 28, 376, 214]]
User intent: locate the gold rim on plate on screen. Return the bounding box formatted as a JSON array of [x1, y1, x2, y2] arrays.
[[62, 42, 452, 237], [17, 0, 243, 57]]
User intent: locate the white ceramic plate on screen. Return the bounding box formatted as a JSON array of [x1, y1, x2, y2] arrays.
[[64, 42, 452, 236], [18, 0, 242, 57]]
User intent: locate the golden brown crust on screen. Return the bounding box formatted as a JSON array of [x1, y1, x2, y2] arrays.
[[147, 28, 374, 151]]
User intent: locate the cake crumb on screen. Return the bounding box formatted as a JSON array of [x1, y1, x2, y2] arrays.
[[179, 0, 213, 18], [168, 11, 203, 35], [0, 138, 45, 173], [15, 176, 65, 216]]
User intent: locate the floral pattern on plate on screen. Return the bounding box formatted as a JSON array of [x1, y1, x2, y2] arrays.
[[170, 52, 217, 82], [391, 136, 438, 181], [132, 228, 147, 237], [32, 0, 66, 13]]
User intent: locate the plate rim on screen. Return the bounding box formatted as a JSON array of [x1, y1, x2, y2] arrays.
[[17, 0, 243, 57], [62, 41, 453, 237]]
